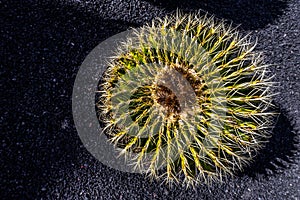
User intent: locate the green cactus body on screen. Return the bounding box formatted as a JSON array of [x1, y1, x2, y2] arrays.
[[97, 12, 275, 186]]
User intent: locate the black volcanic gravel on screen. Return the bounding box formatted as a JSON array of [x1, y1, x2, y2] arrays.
[[1, 0, 299, 199]]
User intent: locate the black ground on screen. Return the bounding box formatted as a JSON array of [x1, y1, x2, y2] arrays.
[[1, 0, 299, 199]]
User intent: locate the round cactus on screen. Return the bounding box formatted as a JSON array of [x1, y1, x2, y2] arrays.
[[97, 12, 275, 186]]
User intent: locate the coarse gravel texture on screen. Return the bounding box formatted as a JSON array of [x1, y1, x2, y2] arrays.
[[1, 0, 299, 199]]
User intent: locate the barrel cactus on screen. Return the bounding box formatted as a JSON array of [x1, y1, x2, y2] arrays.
[[97, 12, 275, 186]]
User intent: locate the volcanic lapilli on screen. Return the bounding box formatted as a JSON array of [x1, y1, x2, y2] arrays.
[[96, 12, 276, 186]]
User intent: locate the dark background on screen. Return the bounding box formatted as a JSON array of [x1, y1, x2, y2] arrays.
[[1, 0, 299, 199]]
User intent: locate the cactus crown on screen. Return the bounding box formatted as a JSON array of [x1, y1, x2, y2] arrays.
[[97, 12, 275, 186]]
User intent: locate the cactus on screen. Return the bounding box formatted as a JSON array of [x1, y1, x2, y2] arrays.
[[97, 12, 275, 186]]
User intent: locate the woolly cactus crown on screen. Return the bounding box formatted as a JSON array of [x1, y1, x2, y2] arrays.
[[97, 12, 275, 186]]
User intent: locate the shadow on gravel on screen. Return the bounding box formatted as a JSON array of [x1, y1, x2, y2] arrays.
[[1, 1, 137, 198], [239, 108, 299, 177], [145, 0, 289, 30]]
